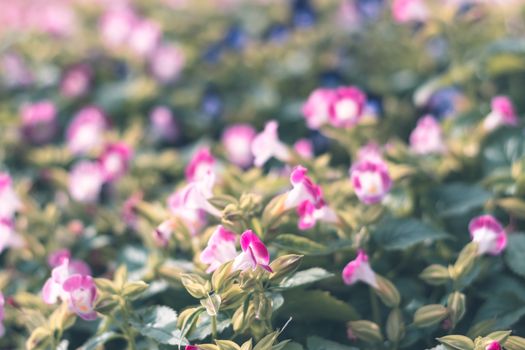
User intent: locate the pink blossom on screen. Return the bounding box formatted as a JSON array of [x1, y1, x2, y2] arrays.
[[99, 7, 137, 48], [62, 275, 97, 320], [177, 172, 221, 217], [0, 292, 4, 336], [294, 139, 314, 159], [149, 106, 179, 142], [302, 88, 336, 129], [222, 124, 257, 167], [66, 106, 107, 155], [153, 219, 175, 247], [251, 120, 290, 167], [122, 192, 143, 228], [232, 230, 272, 272], [0, 219, 23, 254], [42, 258, 91, 306], [483, 96, 519, 131], [68, 161, 104, 203], [128, 19, 162, 57], [297, 200, 338, 230], [185, 148, 215, 182], [149, 44, 185, 83], [328, 86, 367, 128], [350, 159, 392, 205], [409, 115, 445, 155], [47, 249, 91, 275], [37, 2, 76, 37], [1, 53, 33, 88], [469, 215, 507, 256], [99, 142, 133, 182], [167, 189, 207, 236], [485, 341, 502, 350], [284, 166, 324, 209], [200, 226, 238, 273], [392, 0, 429, 23], [356, 142, 383, 163], [342, 250, 378, 288], [0, 173, 22, 219], [20, 100, 57, 144], [60, 64, 92, 98], [185, 346, 199, 350]]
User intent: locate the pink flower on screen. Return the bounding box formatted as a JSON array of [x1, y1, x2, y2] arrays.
[[297, 201, 338, 230], [0, 219, 23, 254], [185, 346, 199, 350], [99, 142, 133, 182], [20, 100, 57, 144], [294, 139, 314, 159], [469, 215, 507, 256], [350, 159, 392, 205], [66, 106, 107, 155], [232, 230, 272, 272], [0, 173, 22, 219], [222, 124, 257, 168], [409, 115, 445, 155], [485, 341, 502, 350], [342, 250, 378, 288], [356, 142, 383, 163], [99, 7, 137, 48], [62, 275, 98, 320], [149, 106, 179, 142], [302, 88, 336, 129], [128, 19, 161, 57], [251, 120, 290, 167], [122, 192, 143, 228], [167, 190, 207, 236], [47, 249, 91, 274], [152, 219, 175, 247], [1, 53, 32, 88], [60, 64, 92, 98], [200, 226, 238, 273], [149, 44, 185, 83], [328, 86, 367, 128], [392, 0, 429, 23], [185, 148, 215, 182], [483, 96, 519, 131], [68, 161, 104, 203], [284, 166, 324, 209], [42, 258, 91, 306]]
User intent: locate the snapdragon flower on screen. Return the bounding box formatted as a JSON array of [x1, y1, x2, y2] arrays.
[[342, 250, 378, 288], [284, 166, 324, 210], [99, 142, 133, 182], [68, 161, 104, 204], [232, 230, 272, 272], [149, 44, 185, 83], [469, 215, 507, 256], [222, 124, 256, 168], [350, 158, 392, 205], [251, 120, 290, 167], [302, 88, 336, 129], [328, 86, 367, 128], [185, 148, 215, 182], [483, 96, 519, 131], [66, 106, 107, 155], [200, 226, 238, 273], [409, 115, 445, 155]]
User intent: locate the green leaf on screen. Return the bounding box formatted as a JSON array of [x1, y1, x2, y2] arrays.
[[483, 128, 525, 175], [373, 218, 449, 250], [505, 234, 525, 278], [429, 183, 491, 217], [273, 234, 328, 255], [282, 342, 304, 350], [279, 290, 359, 322], [79, 332, 122, 350], [474, 293, 525, 330], [306, 336, 358, 350], [130, 306, 187, 346], [277, 268, 334, 290]]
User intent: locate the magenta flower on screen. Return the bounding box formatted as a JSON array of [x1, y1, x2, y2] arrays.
[[342, 250, 378, 288], [62, 275, 98, 321], [302, 88, 336, 129], [185, 346, 199, 350], [0, 292, 4, 337], [99, 142, 133, 182], [409, 115, 445, 155], [0, 173, 22, 219], [99, 7, 137, 48], [128, 19, 161, 57], [251, 120, 290, 167], [68, 161, 104, 204], [485, 341, 502, 350], [167, 190, 207, 236], [483, 96, 519, 131], [222, 124, 257, 168], [42, 258, 91, 306], [297, 201, 338, 230], [185, 147, 215, 182], [285, 166, 324, 209], [20, 100, 57, 144], [0, 219, 23, 254], [232, 230, 272, 272], [294, 139, 314, 159], [350, 158, 392, 205], [469, 215, 507, 256], [328, 86, 367, 128], [149, 106, 179, 142], [60, 64, 92, 98], [149, 44, 185, 83], [200, 226, 238, 273], [392, 0, 429, 23], [66, 106, 107, 155]]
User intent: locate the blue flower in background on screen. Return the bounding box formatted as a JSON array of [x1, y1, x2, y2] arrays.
[[426, 87, 464, 120], [355, 0, 385, 21], [201, 86, 223, 120], [223, 24, 248, 51], [291, 0, 317, 28], [264, 23, 290, 44]]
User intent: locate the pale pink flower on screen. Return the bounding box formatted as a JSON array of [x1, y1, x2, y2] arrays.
[[342, 250, 378, 288], [68, 161, 104, 203], [222, 124, 256, 168], [20, 100, 57, 144], [62, 275, 97, 320], [483, 96, 519, 131], [328, 86, 367, 128], [167, 190, 207, 236], [392, 0, 429, 23], [99, 7, 137, 48], [128, 19, 161, 57], [149, 106, 179, 142], [469, 215, 507, 256], [409, 115, 445, 155], [294, 139, 314, 159], [200, 226, 238, 273], [297, 201, 338, 230], [66, 106, 107, 155], [42, 258, 91, 306], [356, 142, 383, 163], [232, 230, 272, 272], [177, 172, 221, 217], [99, 142, 133, 182], [60, 64, 92, 98], [0, 219, 23, 253], [285, 166, 324, 210], [302, 88, 336, 129], [0, 173, 22, 219], [185, 148, 215, 182], [149, 44, 185, 83], [350, 159, 392, 205], [251, 120, 290, 167]]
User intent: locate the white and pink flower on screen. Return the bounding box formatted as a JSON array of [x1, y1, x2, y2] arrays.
[[483, 96, 519, 131], [409, 115, 445, 155], [128, 19, 161, 57], [60, 64, 92, 98], [200, 226, 238, 273], [342, 250, 378, 288], [0, 173, 22, 219], [149, 44, 185, 83], [66, 106, 107, 155], [392, 0, 429, 23], [185, 148, 216, 182], [297, 201, 338, 230], [167, 190, 207, 236], [302, 88, 336, 129], [99, 7, 137, 48], [99, 142, 133, 182], [68, 161, 104, 204], [20, 100, 57, 144], [356, 142, 383, 163], [469, 215, 507, 256], [222, 124, 256, 168], [178, 171, 221, 217], [0, 219, 23, 254], [149, 106, 179, 142], [284, 166, 324, 210], [350, 159, 392, 205], [485, 342, 502, 350], [232, 230, 272, 272], [251, 120, 290, 167], [328, 86, 367, 128], [47, 249, 91, 274], [294, 139, 314, 159]]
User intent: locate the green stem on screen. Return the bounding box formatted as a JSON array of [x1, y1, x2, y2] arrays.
[[120, 300, 137, 350], [211, 315, 218, 340]]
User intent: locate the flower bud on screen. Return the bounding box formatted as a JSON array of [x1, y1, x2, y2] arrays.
[[122, 281, 149, 299], [347, 320, 384, 343], [503, 336, 525, 350], [437, 335, 474, 350], [413, 304, 449, 328], [386, 308, 405, 343], [452, 242, 478, 281], [269, 254, 303, 282], [180, 274, 211, 299], [220, 285, 245, 310], [447, 292, 466, 328], [419, 264, 450, 286], [374, 275, 400, 307]]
